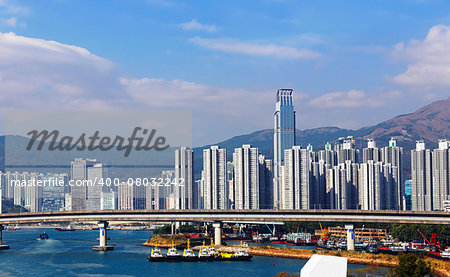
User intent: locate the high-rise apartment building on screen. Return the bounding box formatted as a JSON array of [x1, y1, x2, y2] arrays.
[[202, 146, 228, 209], [118, 182, 145, 210], [70, 158, 103, 211], [232, 145, 260, 209], [175, 146, 194, 209], [281, 146, 311, 209], [380, 138, 403, 210], [273, 89, 296, 209], [259, 155, 273, 209], [432, 140, 449, 210], [411, 141, 433, 211]]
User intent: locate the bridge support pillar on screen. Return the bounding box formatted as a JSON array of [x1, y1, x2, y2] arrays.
[[345, 224, 355, 251], [213, 222, 222, 246], [92, 221, 114, 251], [0, 225, 9, 250]]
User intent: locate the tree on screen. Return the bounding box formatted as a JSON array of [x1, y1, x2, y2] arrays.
[[389, 253, 434, 277]]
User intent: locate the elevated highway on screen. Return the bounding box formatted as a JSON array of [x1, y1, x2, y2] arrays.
[[0, 209, 448, 225]]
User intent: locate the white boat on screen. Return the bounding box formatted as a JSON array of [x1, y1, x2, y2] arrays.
[[166, 242, 182, 262], [147, 246, 164, 262], [208, 246, 219, 256], [441, 248, 450, 259], [182, 239, 197, 261]]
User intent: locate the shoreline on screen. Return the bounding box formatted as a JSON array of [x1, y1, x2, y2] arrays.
[[219, 245, 450, 277]]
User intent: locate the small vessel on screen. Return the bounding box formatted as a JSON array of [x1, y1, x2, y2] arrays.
[[147, 244, 165, 262], [231, 248, 253, 261], [208, 239, 219, 256], [8, 225, 20, 231], [166, 240, 182, 262], [39, 232, 49, 240], [182, 239, 197, 262], [252, 234, 263, 243], [220, 241, 253, 261], [55, 225, 76, 232], [198, 241, 213, 261], [441, 248, 450, 259]]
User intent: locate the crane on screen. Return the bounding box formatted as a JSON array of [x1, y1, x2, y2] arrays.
[[417, 229, 442, 250], [319, 222, 329, 241]]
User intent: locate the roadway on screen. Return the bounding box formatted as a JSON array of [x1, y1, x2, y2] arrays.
[[0, 209, 448, 225]]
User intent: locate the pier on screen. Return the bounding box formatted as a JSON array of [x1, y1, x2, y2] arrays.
[[0, 225, 10, 250], [92, 221, 114, 251]]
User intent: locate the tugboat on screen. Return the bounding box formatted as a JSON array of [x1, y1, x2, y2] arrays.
[[208, 239, 219, 257], [232, 241, 252, 261], [39, 232, 49, 240], [220, 241, 253, 261], [198, 241, 213, 261], [147, 244, 165, 262], [231, 248, 253, 261], [182, 239, 197, 262], [166, 240, 182, 262]]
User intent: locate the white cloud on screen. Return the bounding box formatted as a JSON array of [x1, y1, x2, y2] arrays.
[[309, 90, 381, 108], [178, 19, 217, 32], [0, 32, 121, 109], [189, 37, 321, 59], [0, 0, 29, 15], [3, 16, 15, 26], [392, 24, 450, 87]]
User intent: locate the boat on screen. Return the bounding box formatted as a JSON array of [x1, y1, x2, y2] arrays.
[[166, 240, 182, 262], [147, 245, 165, 262], [441, 249, 450, 259], [198, 247, 213, 261], [39, 232, 49, 240], [8, 225, 20, 231], [182, 239, 197, 262], [208, 239, 219, 257], [231, 248, 253, 261], [220, 241, 253, 261], [252, 235, 263, 243], [55, 225, 76, 232]]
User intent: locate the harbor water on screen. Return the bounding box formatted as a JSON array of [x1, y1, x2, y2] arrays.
[[0, 228, 387, 276]]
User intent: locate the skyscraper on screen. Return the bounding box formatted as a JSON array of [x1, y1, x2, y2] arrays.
[[432, 140, 449, 210], [281, 146, 311, 209], [175, 146, 194, 209], [411, 141, 433, 211], [380, 138, 403, 210], [70, 158, 103, 211], [233, 145, 260, 209], [202, 146, 228, 209], [363, 139, 379, 163], [273, 88, 296, 209], [259, 155, 273, 209]]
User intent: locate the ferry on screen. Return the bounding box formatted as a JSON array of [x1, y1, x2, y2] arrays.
[[166, 241, 182, 262], [182, 239, 197, 262], [147, 245, 165, 262]]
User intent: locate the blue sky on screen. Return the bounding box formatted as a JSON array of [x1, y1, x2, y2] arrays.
[[0, 0, 449, 146]]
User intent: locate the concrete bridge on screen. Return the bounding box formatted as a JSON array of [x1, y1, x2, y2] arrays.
[[0, 209, 448, 251]]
